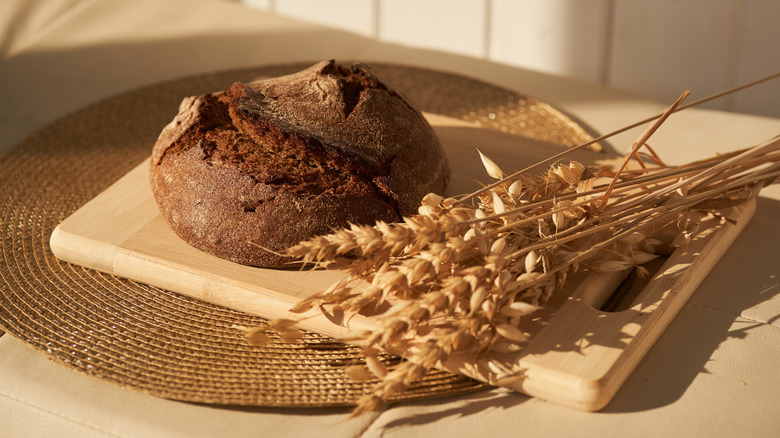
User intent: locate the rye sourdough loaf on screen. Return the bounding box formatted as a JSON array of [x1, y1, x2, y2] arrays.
[[149, 60, 450, 268]]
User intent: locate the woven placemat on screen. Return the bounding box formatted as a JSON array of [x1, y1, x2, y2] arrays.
[[0, 62, 596, 407]]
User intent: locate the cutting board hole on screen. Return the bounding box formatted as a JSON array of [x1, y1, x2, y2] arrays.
[[597, 256, 668, 312], [579, 256, 670, 313]]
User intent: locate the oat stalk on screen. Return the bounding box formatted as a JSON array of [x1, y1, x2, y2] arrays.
[[242, 73, 780, 416], [280, 134, 778, 416]]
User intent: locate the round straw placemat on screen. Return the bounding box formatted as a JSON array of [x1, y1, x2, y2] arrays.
[[0, 62, 596, 407]]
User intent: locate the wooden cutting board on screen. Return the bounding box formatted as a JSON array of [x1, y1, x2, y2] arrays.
[[49, 113, 755, 411]]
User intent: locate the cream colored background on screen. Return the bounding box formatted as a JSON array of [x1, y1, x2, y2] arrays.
[[1, 0, 780, 436], [240, 0, 780, 118]]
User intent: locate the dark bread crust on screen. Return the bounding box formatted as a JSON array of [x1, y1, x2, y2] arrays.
[[150, 60, 450, 267]]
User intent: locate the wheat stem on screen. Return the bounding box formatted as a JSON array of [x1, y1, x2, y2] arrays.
[[456, 72, 780, 206]]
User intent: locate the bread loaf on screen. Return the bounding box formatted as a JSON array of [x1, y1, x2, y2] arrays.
[[150, 60, 450, 267]]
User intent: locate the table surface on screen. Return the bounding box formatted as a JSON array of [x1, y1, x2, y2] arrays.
[[2, 1, 779, 437]]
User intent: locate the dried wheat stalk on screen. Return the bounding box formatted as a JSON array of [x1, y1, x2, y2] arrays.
[[244, 86, 780, 416]]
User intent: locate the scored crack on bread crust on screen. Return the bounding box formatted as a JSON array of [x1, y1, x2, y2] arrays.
[[149, 60, 450, 268]]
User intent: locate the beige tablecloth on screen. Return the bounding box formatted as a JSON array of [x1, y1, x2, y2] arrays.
[[2, 0, 779, 436]]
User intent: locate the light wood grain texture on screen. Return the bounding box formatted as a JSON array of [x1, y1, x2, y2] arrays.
[[49, 113, 755, 410]]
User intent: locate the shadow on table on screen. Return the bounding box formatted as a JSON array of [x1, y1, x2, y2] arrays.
[[382, 388, 529, 429]]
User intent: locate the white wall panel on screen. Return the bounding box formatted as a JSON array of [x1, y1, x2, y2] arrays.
[[274, 0, 377, 36], [241, 0, 273, 10], [489, 0, 611, 83], [237, 0, 779, 118], [378, 0, 489, 59], [731, 0, 780, 118], [608, 0, 738, 111]]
